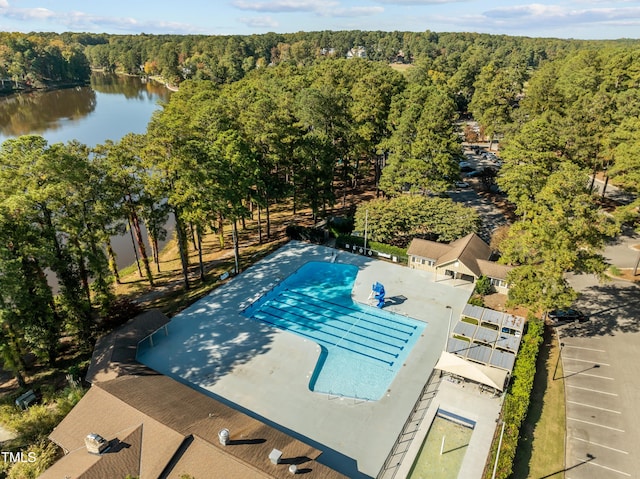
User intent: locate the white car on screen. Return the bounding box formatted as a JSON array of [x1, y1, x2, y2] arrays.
[[455, 181, 470, 188]]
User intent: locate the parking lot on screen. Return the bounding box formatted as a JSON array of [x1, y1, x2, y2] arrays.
[[558, 275, 640, 479], [449, 145, 511, 241]]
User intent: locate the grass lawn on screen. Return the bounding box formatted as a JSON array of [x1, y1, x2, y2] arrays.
[[512, 325, 565, 479]]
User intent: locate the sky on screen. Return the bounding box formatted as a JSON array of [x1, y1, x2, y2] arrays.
[[0, 0, 639, 40]]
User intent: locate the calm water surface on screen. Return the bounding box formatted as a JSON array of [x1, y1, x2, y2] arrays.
[[0, 73, 174, 270], [0, 72, 171, 146]]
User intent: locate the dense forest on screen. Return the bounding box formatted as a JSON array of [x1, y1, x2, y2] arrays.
[[0, 32, 91, 92], [0, 29, 639, 408]]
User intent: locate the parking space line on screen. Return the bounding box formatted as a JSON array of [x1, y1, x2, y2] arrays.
[[563, 357, 610, 366], [567, 400, 621, 414], [567, 385, 618, 396], [564, 370, 614, 380], [576, 457, 631, 477], [564, 345, 606, 352], [572, 436, 628, 454], [568, 417, 624, 432]]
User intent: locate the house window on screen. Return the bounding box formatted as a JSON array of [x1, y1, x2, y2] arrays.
[[490, 278, 507, 288]]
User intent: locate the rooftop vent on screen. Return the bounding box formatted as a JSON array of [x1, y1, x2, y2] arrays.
[[85, 433, 109, 454], [269, 448, 282, 465], [289, 464, 298, 475], [218, 429, 230, 446]]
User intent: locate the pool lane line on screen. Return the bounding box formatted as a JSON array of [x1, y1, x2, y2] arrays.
[[253, 309, 398, 366], [258, 305, 402, 359], [287, 290, 419, 331], [281, 290, 418, 337], [264, 301, 408, 353], [273, 296, 411, 345]]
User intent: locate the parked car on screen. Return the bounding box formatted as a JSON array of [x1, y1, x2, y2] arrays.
[[460, 165, 475, 172], [548, 308, 587, 323], [455, 181, 470, 188], [459, 161, 472, 168], [466, 170, 483, 178]]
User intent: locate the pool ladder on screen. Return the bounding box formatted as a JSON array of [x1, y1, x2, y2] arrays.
[[326, 391, 370, 405]]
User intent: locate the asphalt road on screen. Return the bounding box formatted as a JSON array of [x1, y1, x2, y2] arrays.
[[557, 274, 640, 479]]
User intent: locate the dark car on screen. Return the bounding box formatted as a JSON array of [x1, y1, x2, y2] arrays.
[[548, 308, 587, 323]]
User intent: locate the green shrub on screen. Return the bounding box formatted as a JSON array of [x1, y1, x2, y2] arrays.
[[0, 386, 86, 445], [336, 235, 407, 261], [484, 315, 544, 479], [4, 441, 59, 479], [369, 241, 408, 259], [474, 275, 493, 296], [328, 216, 354, 236], [468, 295, 485, 307]]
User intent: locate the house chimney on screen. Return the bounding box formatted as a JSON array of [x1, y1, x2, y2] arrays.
[[85, 433, 109, 454]]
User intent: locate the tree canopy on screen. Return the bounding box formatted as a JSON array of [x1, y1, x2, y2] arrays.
[[354, 196, 479, 247]]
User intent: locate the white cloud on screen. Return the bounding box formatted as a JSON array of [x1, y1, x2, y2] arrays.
[[232, 0, 338, 13], [426, 3, 640, 36], [0, 3, 203, 33], [329, 6, 384, 17], [374, 0, 465, 4], [233, 0, 384, 18], [238, 15, 279, 28]]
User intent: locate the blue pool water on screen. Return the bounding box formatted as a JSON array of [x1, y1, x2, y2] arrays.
[[242, 262, 427, 400]]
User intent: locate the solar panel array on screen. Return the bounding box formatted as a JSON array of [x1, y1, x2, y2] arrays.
[[446, 305, 525, 373]]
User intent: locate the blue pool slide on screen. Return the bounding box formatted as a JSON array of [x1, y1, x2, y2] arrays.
[[372, 282, 385, 308]]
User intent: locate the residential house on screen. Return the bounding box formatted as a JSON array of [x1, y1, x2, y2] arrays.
[[346, 46, 366, 59]]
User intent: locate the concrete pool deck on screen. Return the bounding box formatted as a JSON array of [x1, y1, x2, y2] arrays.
[[138, 241, 477, 478]]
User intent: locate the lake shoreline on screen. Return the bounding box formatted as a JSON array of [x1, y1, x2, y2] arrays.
[[0, 79, 90, 98]]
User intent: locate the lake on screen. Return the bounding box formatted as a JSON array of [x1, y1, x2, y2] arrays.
[[0, 72, 172, 145], [0, 72, 175, 271]]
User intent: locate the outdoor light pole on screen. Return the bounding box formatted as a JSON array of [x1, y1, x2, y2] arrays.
[[363, 209, 368, 254], [445, 306, 453, 352]]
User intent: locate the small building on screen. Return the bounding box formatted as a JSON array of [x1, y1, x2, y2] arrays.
[[346, 46, 366, 59], [407, 233, 513, 293]]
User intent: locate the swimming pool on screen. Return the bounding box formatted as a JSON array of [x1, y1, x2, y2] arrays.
[[242, 261, 427, 400]]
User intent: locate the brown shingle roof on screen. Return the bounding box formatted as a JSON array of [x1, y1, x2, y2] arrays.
[[437, 234, 491, 277], [45, 374, 347, 479], [165, 435, 273, 479], [408, 234, 493, 277], [46, 384, 186, 479], [407, 238, 452, 260], [477, 260, 513, 281]]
